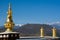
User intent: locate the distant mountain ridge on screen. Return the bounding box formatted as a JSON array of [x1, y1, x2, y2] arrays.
[[14, 24, 53, 36], [15, 24, 60, 37], [0, 24, 60, 37], [48, 22, 60, 29]]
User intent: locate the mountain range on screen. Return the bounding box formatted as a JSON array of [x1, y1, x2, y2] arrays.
[[48, 22, 60, 29], [14, 24, 60, 37], [0, 23, 60, 37]]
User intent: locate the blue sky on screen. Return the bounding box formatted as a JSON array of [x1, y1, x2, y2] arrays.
[[0, 0, 60, 26]]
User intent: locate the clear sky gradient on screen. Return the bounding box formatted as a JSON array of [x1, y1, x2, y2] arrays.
[[0, 0, 60, 26]]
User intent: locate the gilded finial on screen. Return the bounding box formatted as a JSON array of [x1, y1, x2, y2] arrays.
[[40, 27, 44, 37], [4, 3, 15, 32], [52, 27, 56, 38]]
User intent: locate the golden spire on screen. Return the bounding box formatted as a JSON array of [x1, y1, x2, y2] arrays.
[[40, 27, 44, 37], [52, 27, 56, 38], [4, 3, 15, 32]]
